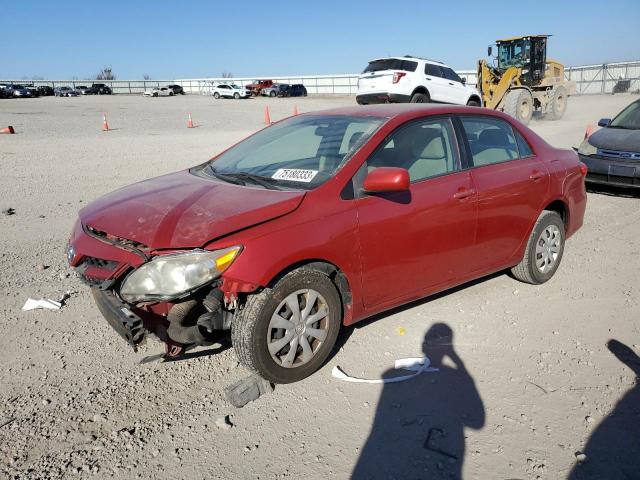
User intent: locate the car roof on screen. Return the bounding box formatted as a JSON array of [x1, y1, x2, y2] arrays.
[[369, 56, 445, 65], [300, 104, 514, 122]]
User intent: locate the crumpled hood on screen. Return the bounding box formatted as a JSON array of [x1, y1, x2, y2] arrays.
[[79, 170, 305, 249], [589, 127, 640, 152]]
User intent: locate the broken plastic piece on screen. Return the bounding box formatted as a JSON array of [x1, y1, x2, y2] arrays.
[[22, 298, 62, 311], [224, 373, 274, 408], [332, 357, 438, 384]]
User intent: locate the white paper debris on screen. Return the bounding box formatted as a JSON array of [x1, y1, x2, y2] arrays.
[[22, 298, 62, 311], [331, 357, 438, 384]]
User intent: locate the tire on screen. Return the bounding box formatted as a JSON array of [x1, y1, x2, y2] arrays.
[[466, 98, 481, 107], [547, 86, 567, 120], [410, 92, 429, 103], [169, 92, 174, 96], [511, 211, 565, 285], [269, 91, 276, 97], [232, 268, 342, 384], [234, 92, 240, 99], [503, 89, 533, 125], [153, 92, 158, 97], [213, 92, 220, 99]]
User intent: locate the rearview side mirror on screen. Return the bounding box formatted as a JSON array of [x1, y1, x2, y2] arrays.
[[487, 46, 493, 57], [598, 118, 611, 127], [363, 167, 410, 193], [461, 77, 467, 85]]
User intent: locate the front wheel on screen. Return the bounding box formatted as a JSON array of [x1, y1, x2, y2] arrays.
[[504, 89, 533, 125], [269, 91, 276, 97], [234, 92, 240, 99], [232, 268, 342, 384], [511, 211, 565, 284], [466, 98, 481, 107], [169, 92, 174, 96]]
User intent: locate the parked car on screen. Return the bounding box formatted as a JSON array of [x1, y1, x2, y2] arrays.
[[91, 83, 112, 95], [25, 85, 40, 97], [36, 85, 55, 96], [356, 56, 482, 106], [167, 84, 185, 95], [6, 85, 34, 98], [76, 85, 93, 95], [212, 83, 250, 99], [68, 104, 587, 383], [143, 86, 174, 97], [261, 83, 289, 97], [286, 84, 308, 97], [245, 79, 273, 96], [577, 98, 640, 188], [54, 86, 79, 97]]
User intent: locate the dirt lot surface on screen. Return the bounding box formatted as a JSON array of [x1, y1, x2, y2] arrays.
[[1, 93, 639, 479]]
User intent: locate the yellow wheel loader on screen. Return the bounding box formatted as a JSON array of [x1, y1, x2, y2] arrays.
[[477, 35, 575, 125]]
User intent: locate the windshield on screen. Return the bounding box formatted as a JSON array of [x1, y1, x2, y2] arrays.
[[193, 115, 385, 190], [498, 41, 531, 69], [610, 101, 640, 130]]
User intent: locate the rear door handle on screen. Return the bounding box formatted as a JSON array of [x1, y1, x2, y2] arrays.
[[529, 171, 545, 181], [448, 82, 454, 85], [453, 188, 476, 200]]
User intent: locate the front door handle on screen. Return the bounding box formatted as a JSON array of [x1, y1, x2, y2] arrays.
[[453, 188, 476, 200], [529, 171, 545, 181]]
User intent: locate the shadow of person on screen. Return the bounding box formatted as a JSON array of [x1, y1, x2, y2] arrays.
[[352, 323, 485, 479], [568, 339, 640, 480]]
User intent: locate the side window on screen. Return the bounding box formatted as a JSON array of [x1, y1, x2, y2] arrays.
[[367, 118, 460, 182], [424, 63, 442, 77], [461, 117, 519, 166], [515, 131, 534, 157], [442, 67, 462, 83]]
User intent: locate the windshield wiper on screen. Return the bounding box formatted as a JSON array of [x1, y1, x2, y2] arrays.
[[608, 125, 635, 130], [206, 166, 280, 190], [206, 165, 245, 185], [222, 172, 281, 190]]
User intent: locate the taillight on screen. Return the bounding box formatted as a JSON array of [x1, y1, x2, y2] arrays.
[[579, 162, 588, 176], [392, 72, 406, 84]]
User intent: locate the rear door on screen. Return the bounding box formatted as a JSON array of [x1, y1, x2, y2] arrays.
[[355, 116, 478, 308], [459, 115, 550, 273], [424, 63, 450, 103]]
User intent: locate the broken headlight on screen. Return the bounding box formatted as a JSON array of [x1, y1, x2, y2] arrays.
[[577, 138, 597, 156], [119, 246, 242, 303]]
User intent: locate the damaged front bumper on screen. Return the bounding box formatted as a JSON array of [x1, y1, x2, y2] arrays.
[[92, 288, 145, 349]]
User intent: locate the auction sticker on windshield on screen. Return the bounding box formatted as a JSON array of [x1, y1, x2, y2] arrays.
[[272, 169, 318, 182]]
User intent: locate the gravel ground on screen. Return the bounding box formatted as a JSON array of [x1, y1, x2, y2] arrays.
[[1, 93, 639, 479]]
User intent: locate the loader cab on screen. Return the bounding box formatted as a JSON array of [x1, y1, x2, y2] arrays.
[[495, 35, 548, 86]]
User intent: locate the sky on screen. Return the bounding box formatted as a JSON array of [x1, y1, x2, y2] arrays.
[[2, 0, 639, 80]]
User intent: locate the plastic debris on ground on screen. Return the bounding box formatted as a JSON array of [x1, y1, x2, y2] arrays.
[[22, 298, 62, 311], [332, 357, 438, 384]]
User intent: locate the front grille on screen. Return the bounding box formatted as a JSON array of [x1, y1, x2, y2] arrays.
[[76, 256, 122, 288], [597, 149, 640, 161]]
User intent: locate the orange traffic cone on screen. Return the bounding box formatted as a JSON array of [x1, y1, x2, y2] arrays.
[[584, 123, 594, 139], [264, 106, 271, 125], [0, 126, 15, 134], [187, 112, 194, 128], [102, 113, 110, 132], [292, 104, 299, 116]]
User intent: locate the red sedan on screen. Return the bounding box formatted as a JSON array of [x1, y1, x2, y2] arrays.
[[67, 104, 587, 383]]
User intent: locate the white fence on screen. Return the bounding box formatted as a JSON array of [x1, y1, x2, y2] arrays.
[[3, 60, 638, 96]]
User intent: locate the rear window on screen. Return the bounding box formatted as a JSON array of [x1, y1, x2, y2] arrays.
[[363, 59, 418, 73]]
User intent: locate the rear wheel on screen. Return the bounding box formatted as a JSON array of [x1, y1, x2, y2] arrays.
[[269, 91, 276, 97], [547, 86, 567, 120], [511, 211, 565, 284], [504, 88, 533, 125], [213, 92, 220, 99], [169, 91, 174, 96], [410, 92, 429, 103], [466, 98, 481, 107], [232, 269, 342, 384]]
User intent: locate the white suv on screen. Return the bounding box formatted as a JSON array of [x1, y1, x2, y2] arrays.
[[356, 56, 482, 106]]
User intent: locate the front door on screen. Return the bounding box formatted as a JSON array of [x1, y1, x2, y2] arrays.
[[355, 117, 478, 308]]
